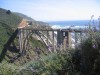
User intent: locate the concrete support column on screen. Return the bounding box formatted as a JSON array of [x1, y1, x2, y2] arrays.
[[52, 31, 55, 52], [47, 31, 49, 45], [18, 28, 23, 53], [80, 32, 82, 44], [75, 32, 83, 49], [80, 32, 83, 43], [98, 17, 100, 31], [57, 30, 63, 50], [75, 32, 77, 48], [67, 32, 71, 49], [63, 36, 67, 50], [24, 29, 27, 50]]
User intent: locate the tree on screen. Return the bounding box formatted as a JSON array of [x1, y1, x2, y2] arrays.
[[6, 10, 11, 14]]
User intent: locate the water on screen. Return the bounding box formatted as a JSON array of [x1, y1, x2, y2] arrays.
[[47, 20, 99, 29], [48, 20, 89, 26]]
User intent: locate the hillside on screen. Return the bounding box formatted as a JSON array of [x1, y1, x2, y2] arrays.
[[0, 8, 22, 28], [14, 12, 51, 29], [0, 8, 23, 52], [14, 12, 35, 21], [0, 8, 51, 55]]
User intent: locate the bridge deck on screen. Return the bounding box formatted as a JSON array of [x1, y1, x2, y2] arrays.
[[20, 28, 88, 32]]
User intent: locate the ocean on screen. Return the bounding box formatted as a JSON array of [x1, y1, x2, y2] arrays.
[[47, 20, 99, 29]]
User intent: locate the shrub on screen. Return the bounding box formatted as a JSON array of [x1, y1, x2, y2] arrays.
[[19, 50, 75, 75], [72, 32, 100, 75], [6, 10, 11, 14]]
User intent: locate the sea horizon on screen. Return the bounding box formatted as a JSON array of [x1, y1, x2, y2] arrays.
[[47, 19, 99, 29]]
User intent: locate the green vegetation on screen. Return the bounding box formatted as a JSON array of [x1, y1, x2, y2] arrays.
[[0, 8, 22, 28], [23, 33, 100, 75], [24, 50, 73, 75], [0, 49, 73, 75], [14, 12, 35, 21], [1, 8, 100, 75], [1, 32, 99, 75], [0, 8, 50, 65], [0, 8, 22, 53]]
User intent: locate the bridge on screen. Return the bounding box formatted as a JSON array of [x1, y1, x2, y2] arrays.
[[0, 26, 88, 65]]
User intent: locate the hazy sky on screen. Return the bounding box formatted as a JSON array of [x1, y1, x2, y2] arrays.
[[0, 0, 100, 21]]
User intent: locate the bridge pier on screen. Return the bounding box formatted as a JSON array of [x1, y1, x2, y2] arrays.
[[18, 28, 23, 53], [52, 31, 55, 52], [46, 31, 49, 45], [74, 31, 83, 48], [75, 32, 78, 48], [63, 31, 71, 50], [57, 30, 63, 50], [68, 32, 71, 49], [57, 30, 72, 50]]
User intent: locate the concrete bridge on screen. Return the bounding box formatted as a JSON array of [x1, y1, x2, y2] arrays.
[[0, 27, 87, 64], [18, 28, 87, 52]]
